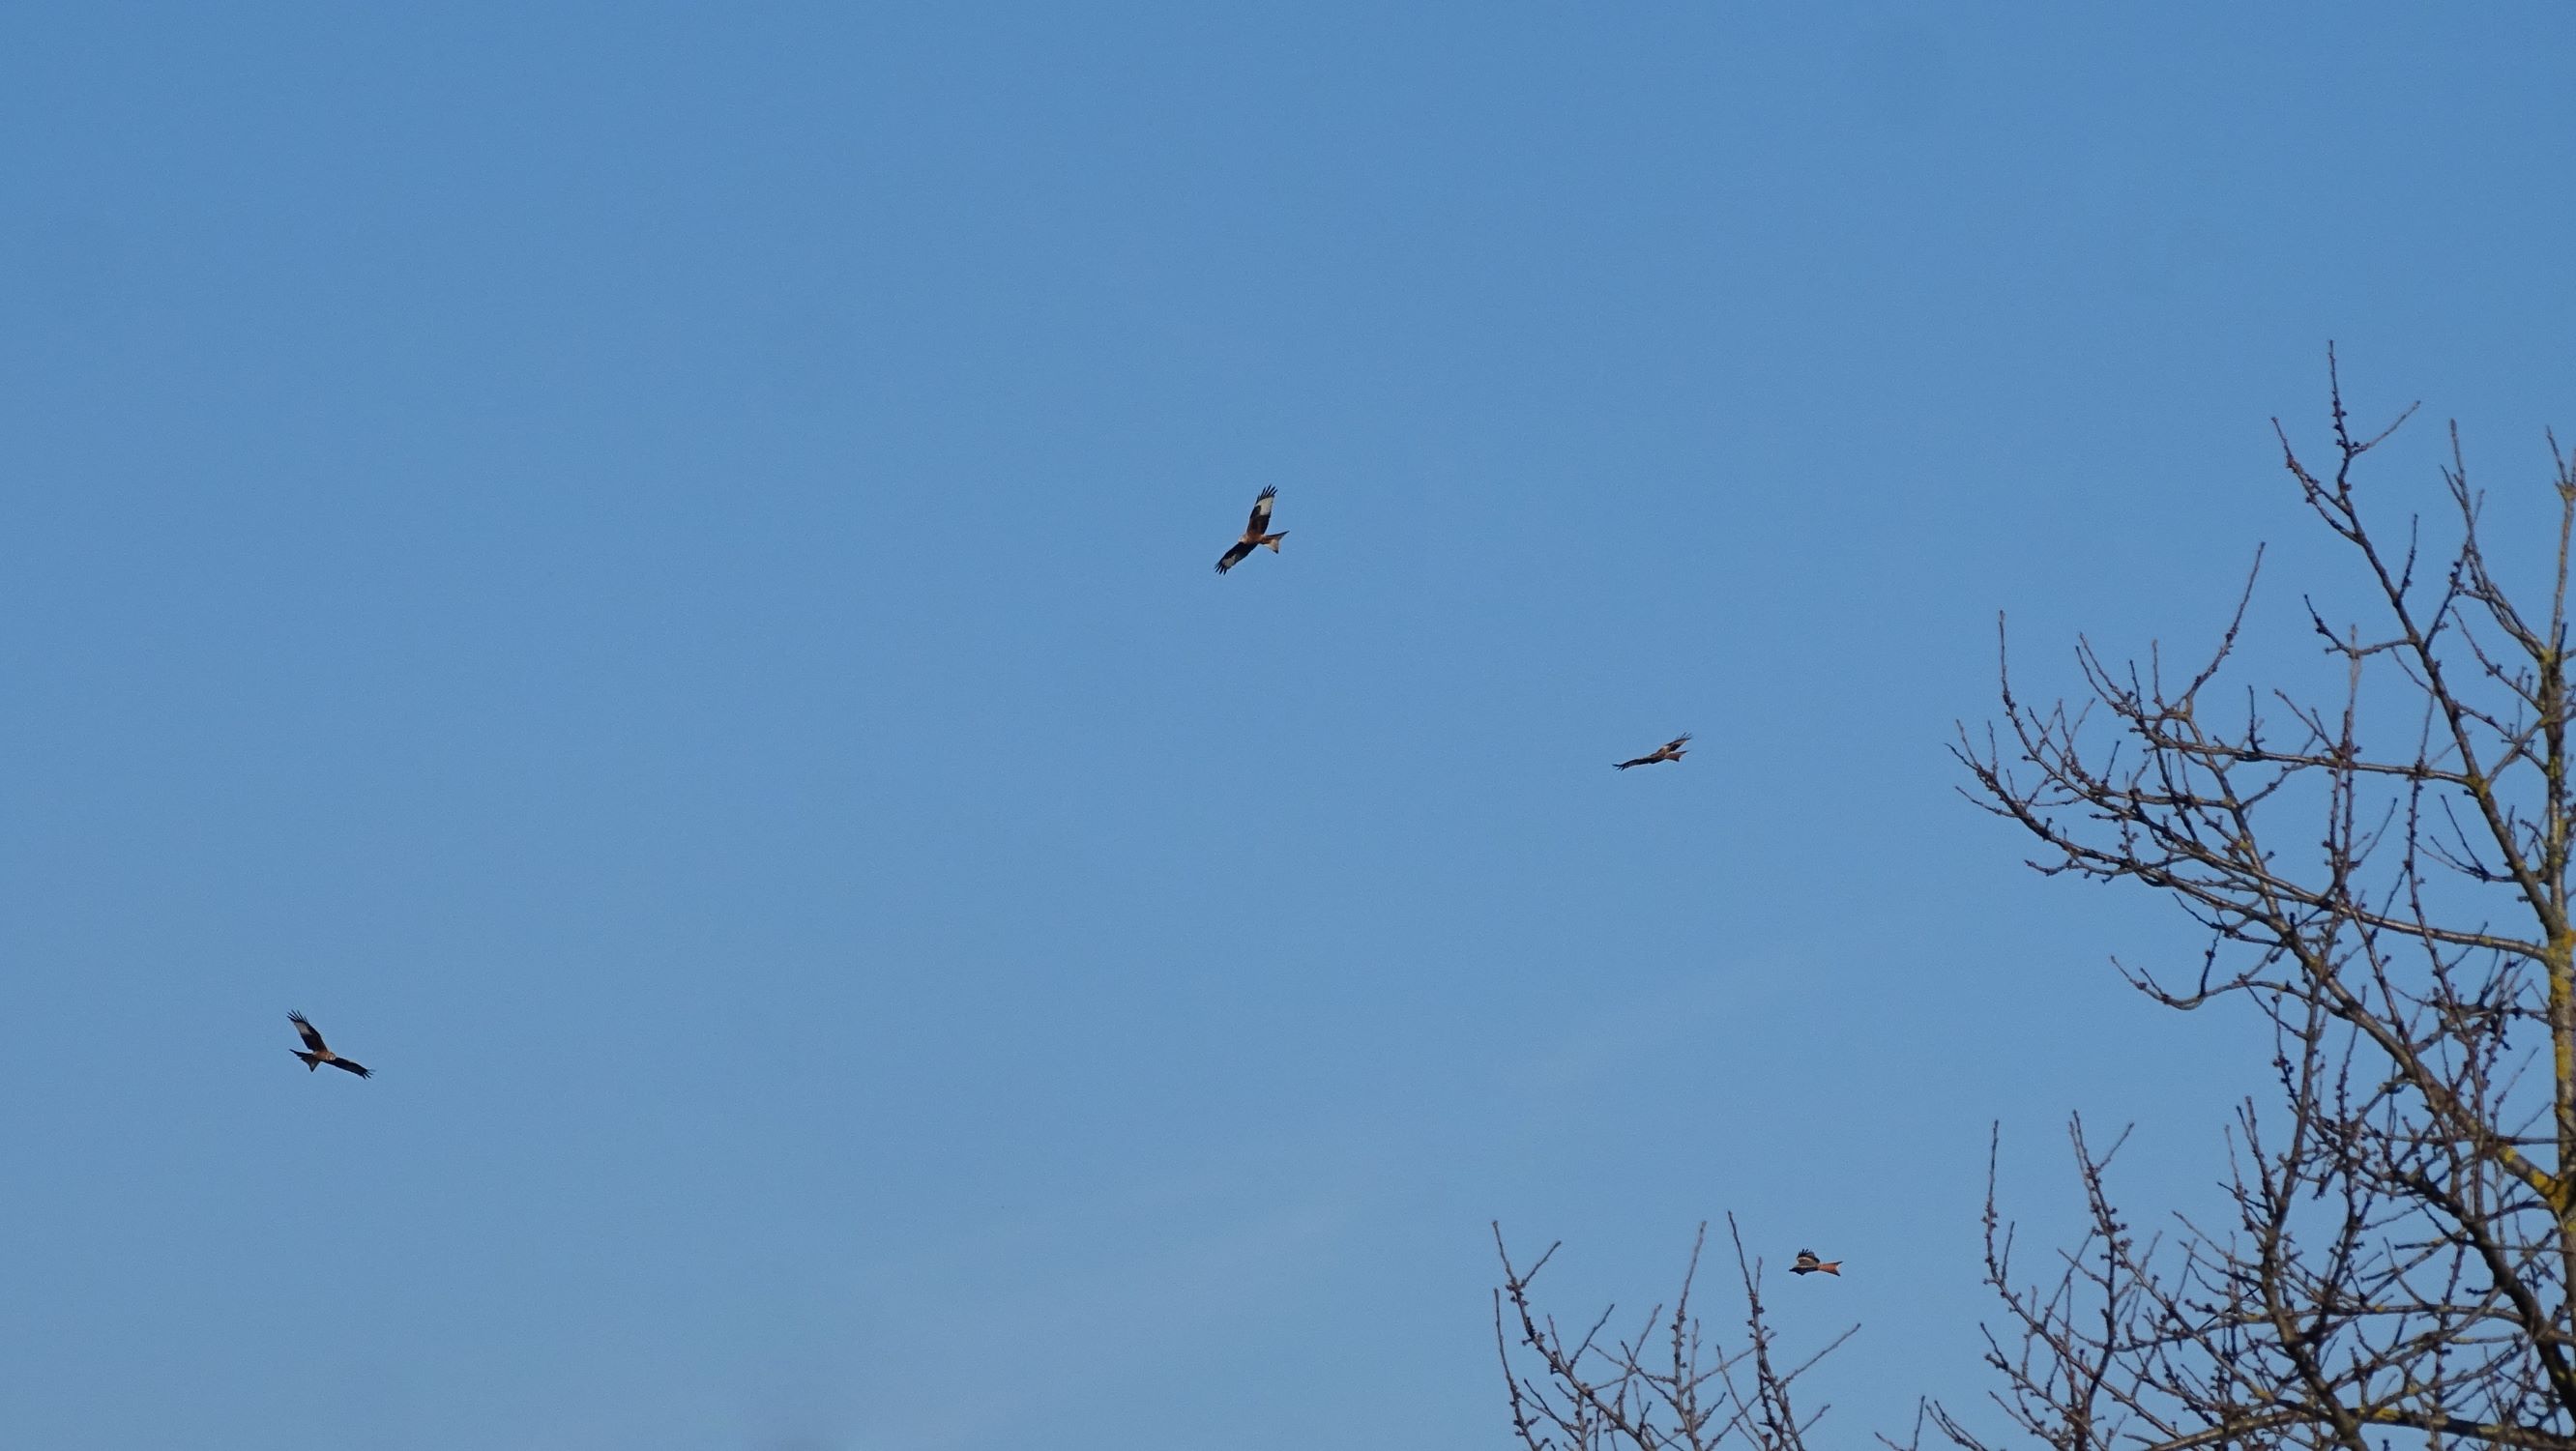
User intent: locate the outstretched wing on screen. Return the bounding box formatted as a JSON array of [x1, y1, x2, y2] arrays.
[[1662, 735, 1693, 755], [288, 1011, 329, 1054], [1215, 539, 1256, 574], [1243, 485, 1277, 537], [327, 1056, 372, 1079], [1613, 754, 1652, 769]]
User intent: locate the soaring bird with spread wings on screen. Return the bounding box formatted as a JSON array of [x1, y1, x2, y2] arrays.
[[1215, 486, 1288, 574], [287, 1012, 372, 1079], [1614, 734, 1691, 769], [1791, 1248, 1841, 1276]]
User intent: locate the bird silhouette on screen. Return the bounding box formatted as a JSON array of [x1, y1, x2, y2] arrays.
[[1215, 486, 1289, 574], [1614, 734, 1691, 769], [287, 1012, 371, 1079]]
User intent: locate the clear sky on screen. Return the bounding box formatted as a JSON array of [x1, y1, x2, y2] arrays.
[[4, 5, 2572, 1448]]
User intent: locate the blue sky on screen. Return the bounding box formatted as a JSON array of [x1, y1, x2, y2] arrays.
[[4, 4, 2572, 1447]]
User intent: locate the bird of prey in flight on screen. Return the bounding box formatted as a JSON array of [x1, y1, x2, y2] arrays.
[[1613, 735, 1691, 769], [1790, 1249, 1841, 1276], [1215, 486, 1288, 574], [287, 1012, 372, 1079]]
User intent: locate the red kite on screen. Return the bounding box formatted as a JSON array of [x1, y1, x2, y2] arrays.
[[288, 1012, 371, 1079], [1215, 487, 1288, 574], [1791, 1249, 1841, 1276], [1614, 735, 1691, 769]]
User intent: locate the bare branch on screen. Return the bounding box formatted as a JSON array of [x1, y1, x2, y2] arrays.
[[1939, 362, 2576, 1451]]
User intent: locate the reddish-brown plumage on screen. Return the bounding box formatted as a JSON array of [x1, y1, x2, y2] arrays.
[[1614, 734, 1692, 769], [1215, 486, 1288, 574], [288, 1011, 372, 1079]]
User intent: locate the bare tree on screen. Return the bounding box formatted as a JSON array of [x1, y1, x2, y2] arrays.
[[1941, 353, 2576, 1451], [1493, 1217, 1858, 1451]]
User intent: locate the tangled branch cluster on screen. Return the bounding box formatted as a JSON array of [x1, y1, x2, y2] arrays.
[[1942, 358, 2576, 1451], [1494, 1218, 1857, 1451]]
